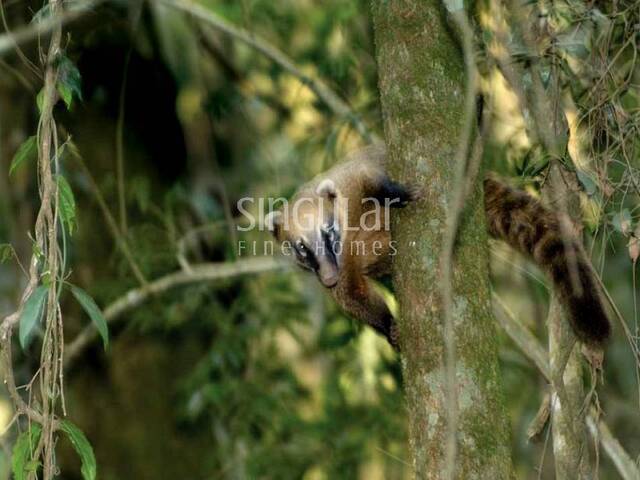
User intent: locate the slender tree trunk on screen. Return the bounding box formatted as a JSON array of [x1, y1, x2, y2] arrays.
[[545, 163, 590, 479], [371, 1, 514, 478]]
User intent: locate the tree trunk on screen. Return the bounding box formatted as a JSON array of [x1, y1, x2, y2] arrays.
[[544, 163, 590, 479], [371, 1, 514, 478]]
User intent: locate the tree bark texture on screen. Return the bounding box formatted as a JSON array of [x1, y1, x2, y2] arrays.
[[371, 1, 514, 478], [545, 163, 590, 479]]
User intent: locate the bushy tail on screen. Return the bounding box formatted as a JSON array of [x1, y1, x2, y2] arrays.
[[484, 176, 610, 346]]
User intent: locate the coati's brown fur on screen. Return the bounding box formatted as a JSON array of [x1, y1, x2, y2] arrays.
[[484, 175, 610, 346], [267, 145, 610, 350], [267, 146, 403, 348]]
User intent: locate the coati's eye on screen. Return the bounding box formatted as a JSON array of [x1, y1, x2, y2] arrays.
[[294, 240, 319, 272], [296, 240, 308, 257]]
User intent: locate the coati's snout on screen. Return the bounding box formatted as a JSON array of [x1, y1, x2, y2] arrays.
[[265, 190, 342, 288], [314, 242, 340, 287]]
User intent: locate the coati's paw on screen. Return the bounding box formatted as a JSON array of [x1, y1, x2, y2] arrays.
[[374, 178, 423, 207], [389, 323, 401, 352], [581, 343, 604, 371], [396, 184, 424, 207]]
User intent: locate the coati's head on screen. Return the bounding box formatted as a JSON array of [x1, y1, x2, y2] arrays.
[[266, 180, 342, 288]]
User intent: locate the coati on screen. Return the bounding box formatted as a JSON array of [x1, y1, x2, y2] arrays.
[[266, 145, 611, 351]]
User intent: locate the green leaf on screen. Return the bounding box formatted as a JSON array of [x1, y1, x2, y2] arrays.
[[19, 285, 48, 350], [9, 136, 37, 176], [70, 285, 109, 350], [60, 420, 97, 480], [57, 83, 73, 110], [130, 176, 151, 213], [24, 459, 40, 471], [37, 88, 45, 114], [562, 42, 590, 59], [31, 4, 52, 24], [577, 170, 597, 196], [67, 139, 82, 160], [11, 425, 42, 480], [612, 209, 632, 235], [56, 175, 77, 235], [56, 54, 82, 109], [0, 244, 13, 264]]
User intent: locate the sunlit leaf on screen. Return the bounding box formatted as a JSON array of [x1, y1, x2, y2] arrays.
[[12, 424, 42, 480], [56, 54, 82, 110], [70, 285, 109, 350], [612, 209, 632, 235], [576, 170, 597, 196], [0, 244, 13, 264], [9, 136, 37, 176], [19, 285, 48, 350], [58, 83, 73, 110], [24, 460, 40, 471], [60, 420, 97, 480], [37, 89, 45, 114], [56, 175, 77, 235]]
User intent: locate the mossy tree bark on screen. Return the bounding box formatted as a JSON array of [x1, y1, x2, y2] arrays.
[[545, 165, 590, 480], [371, 1, 514, 478]]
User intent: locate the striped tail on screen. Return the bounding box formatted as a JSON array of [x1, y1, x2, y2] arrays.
[[484, 176, 611, 346]]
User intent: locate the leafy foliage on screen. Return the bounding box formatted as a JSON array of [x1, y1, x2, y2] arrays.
[[55, 54, 82, 110], [59, 420, 97, 480], [0, 244, 13, 264], [69, 285, 109, 350], [9, 136, 37, 176], [11, 425, 42, 480], [56, 174, 77, 235], [19, 286, 48, 350]]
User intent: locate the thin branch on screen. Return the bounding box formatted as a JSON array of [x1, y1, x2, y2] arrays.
[[591, 265, 640, 361], [492, 292, 549, 377], [175, 221, 226, 273], [114, 2, 143, 238], [439, 8, 478, 480], [0, 338, 58, 428], [501, 2, 592, 476], [586, 415, 640, 480], [35, 2, 65, 475], [155, 0, 377, 144], [544, 163, 590, 479], [0, 0, 68, 474], [115, 51, 131, 237], [492, 292, 640, 480], [0, 0, 40, 78], [73, 154, 148, 286], [191, 29, 239, 257], [0, 0, 103, 57], [527, 391, 551, 442], [64, 257, 289, 365]]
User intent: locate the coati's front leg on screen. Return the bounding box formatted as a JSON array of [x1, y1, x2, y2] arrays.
[[329, 175, 418, 350], [331, 267, 400, 351]]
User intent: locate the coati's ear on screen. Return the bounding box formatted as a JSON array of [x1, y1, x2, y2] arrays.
[[265, 210, 283, 240], [316, 179, 338, 201]]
